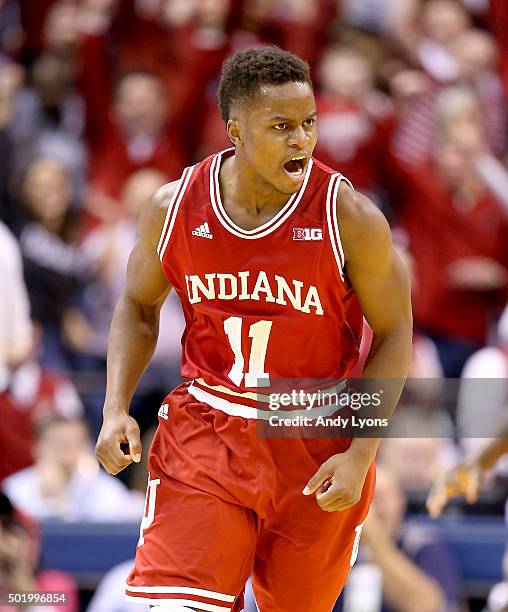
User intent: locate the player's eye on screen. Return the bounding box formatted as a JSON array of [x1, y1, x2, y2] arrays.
[[303, 118, 316, 127], [273, 123, 287, 130]]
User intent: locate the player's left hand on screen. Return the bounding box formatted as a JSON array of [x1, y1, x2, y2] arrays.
[[302, 451, 370, 512]]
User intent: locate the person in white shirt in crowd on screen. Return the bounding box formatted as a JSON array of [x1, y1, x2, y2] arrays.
[[0, 220, 32, 391], [86, 559, 146, 612], [3, 414, 144, 522], [457, 303, 508, 452]]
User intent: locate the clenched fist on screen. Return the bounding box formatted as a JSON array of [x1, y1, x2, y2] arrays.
[[95, 412, 142, 475]]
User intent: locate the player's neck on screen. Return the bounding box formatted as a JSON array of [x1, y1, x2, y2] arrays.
[[220, 154, 291, 215]]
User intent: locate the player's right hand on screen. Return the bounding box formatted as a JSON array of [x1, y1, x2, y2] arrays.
[[95, 412, 142, 475], [426, 461, 483, 518]]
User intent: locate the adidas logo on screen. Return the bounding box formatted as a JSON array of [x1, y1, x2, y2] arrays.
[[192, 222, 213, 239], [158, 404, 169, 420]]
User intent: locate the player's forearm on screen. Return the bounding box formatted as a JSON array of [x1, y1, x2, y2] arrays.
[[345, 327, 412, 466], [104, 293, 160, 414], [364, 325, 412, 408], [363, 324, 413, 381], [366, 537, 445, 612]]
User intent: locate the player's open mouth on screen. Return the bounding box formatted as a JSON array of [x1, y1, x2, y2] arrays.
[[283, 155, 307, 180]]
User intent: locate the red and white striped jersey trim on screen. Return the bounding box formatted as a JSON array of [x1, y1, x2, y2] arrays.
[[326, 173, 353, 282], [125, 583, 235, 611], [157, 165, 195, 260], [188, 378, 347, 420]]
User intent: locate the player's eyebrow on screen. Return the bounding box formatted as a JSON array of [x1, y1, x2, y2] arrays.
[[268, 111, 318, 122]]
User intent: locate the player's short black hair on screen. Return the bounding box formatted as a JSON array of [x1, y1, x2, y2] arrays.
[[217, 46, 312, 123]]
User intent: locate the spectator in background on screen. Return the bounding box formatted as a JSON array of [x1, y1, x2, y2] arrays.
[[16, 157, 90, 370], [0, 492, 79, 612], [314, 44, 393, 197], [78, 0, 230, 220], [86, 558, 144, 612], [84, 68, 181, 220], [390, 2, 506, 168], [0, 220, 31, 390], [0, 4, 86, 202], [334, 466, 461, 612], [379, 433, 457, 503], [457, 303, 508, 447], [245, 0, 337, 71], [389, 97, 508, 377], [0, 324, 83, 483], [2, 415, 144, 522]]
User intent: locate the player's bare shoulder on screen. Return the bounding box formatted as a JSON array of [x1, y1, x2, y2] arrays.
[[335, 181, 393, 267], [139, 180, 180, 251]]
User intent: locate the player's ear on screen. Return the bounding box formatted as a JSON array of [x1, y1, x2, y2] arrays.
[[227, 119, 242, 147]]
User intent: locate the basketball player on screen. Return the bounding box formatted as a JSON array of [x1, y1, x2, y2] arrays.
[[95, 47, 412, 612]]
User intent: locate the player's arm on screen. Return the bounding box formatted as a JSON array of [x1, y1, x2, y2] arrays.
[[427, 427, 508, 518], [95, 182, 177, 475], [304, 185, 413, 511]]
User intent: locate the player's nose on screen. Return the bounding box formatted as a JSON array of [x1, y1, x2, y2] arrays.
[[288, 124, 309, 148]]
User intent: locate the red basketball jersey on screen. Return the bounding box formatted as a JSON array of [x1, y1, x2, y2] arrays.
[[157, 148, 363, 413]]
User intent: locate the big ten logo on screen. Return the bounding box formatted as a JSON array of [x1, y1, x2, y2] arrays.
[[293, 228, 323, 241]]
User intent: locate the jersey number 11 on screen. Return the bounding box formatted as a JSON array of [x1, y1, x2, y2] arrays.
[[224, 317, 273, 388]]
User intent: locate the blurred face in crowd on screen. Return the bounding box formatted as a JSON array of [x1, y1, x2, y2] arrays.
[[163, 0, 198, 26], [371, 467, 406, 539], [36, 419, 90, 476], [434, 135, 470, 190], [114, 73, 168, 139], [43, 3, 80, 52], [230, 81, 317, 196], [0, 518, 38, 580], [319, 48, 373, 103], [22, 159, 71, 225], [196, 0, 231, 26], [33, 54, 75, 106], [121, 169, 168, 216], [380, 437, 443, 491], [421, 0, 470, 45], [451, 29, 497, 80]]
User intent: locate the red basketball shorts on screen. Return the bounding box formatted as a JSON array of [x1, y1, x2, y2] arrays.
[[126, 383, 375, 612]]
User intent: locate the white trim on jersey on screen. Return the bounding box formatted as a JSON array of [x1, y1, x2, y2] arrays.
[[125, 596, 230, 612], [188, 380, 347, 420], [194, 378, 271, 402], [194, 378, 346, 406], [326, 173, 353, 282], [125, 584, 235, 602], [157, 165, 195, 261], [210, 148, 314, 240]]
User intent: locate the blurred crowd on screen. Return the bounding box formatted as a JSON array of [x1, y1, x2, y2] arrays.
[[1, 0, 508, 610]]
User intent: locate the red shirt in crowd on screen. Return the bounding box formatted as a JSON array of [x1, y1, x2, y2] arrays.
[[395, 164, 508, 344], [315, 94, 393, 192], [78, 30, 229, 202], [0, 364, 82, 482]]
